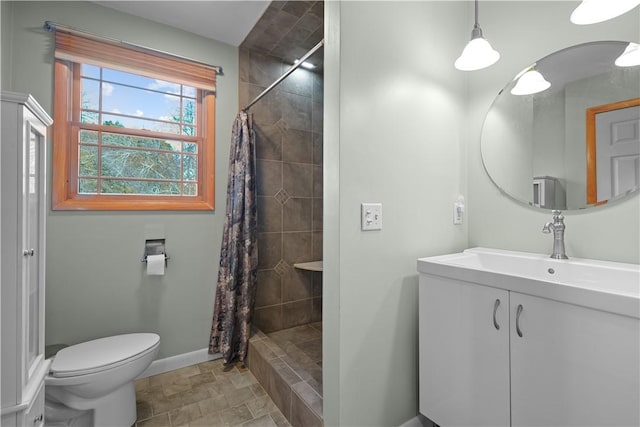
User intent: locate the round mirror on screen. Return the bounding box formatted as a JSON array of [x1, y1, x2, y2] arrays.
[[481, 41, 640, 210]]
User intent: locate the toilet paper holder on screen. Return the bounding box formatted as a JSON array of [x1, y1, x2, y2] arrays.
[[141, 239, 170, 266]]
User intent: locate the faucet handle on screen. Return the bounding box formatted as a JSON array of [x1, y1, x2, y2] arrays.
[[551, 210, 564, 222], [542, 222, 553, 233]]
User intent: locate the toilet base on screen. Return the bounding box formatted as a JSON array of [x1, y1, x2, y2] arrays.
[[45, 382, 137, 427]]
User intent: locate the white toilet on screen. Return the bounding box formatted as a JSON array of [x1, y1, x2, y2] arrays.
[[45, 333, 160, 427]]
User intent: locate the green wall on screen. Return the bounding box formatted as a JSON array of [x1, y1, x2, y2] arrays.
[[324, 2, 468, 425], [324, 1, 640, 426], [1, 1, 239, 358], [466, 1, 640, 264]]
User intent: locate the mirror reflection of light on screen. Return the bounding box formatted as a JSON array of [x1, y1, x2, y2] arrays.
[[615, 42, 640, 67], [570, 0, 640, 25], [511, 68, 551, 96]]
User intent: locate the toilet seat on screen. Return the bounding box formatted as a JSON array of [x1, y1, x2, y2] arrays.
[[50, 333, 160, 378]]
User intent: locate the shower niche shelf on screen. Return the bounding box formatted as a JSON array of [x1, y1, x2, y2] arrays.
[[293, 261, 323, 272]]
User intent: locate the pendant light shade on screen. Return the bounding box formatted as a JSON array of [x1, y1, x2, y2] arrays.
[[455, 0, 500, 71], [511, 67, 551, 96], [570, 0, 640, 25], [615, 42, 640, 67]]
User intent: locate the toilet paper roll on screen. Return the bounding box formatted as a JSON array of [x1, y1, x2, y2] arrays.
[[146, 254, 165, 276]]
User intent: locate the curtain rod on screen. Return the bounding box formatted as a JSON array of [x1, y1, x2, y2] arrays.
[[243, 39, 324, 111], [43, 21, 223, 75]]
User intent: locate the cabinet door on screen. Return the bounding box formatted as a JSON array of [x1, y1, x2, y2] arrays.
[[511, 293, 640, 426], [419, 275, 510, 427], [22, 120, 46, 384]]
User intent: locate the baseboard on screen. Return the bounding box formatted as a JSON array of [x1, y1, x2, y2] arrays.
[[137, 348, 221, 379]]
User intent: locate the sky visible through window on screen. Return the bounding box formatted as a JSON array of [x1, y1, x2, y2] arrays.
[[80, 64, 196, 134]]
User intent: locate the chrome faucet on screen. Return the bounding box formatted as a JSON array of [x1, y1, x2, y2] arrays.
[[542, 210, 568, 259]]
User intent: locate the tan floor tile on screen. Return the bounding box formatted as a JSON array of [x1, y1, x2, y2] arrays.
[[242, 414, 278, 427], [219, 404, 253, 426], [163, 376, 193, 396], [136, 400, 153, 422], [151, 393, 184, 415], [198, 395, 230, 415], [192, 380, 225, 400], [137, 360, 289, 427], [246, 395, 277, 418], [169, 402, 202, 425], [224, 385, 255, 407], [189, 371, 216, 387], [149, 371, 180, 388], [208, 377, 235, 399], [229, 372, 258, 389], [190, 413, 225, 426], [249, 383, 266, 397], [135, 377, 150, 393], [136, 413, 170, 427], [178, 386, 213, 406]]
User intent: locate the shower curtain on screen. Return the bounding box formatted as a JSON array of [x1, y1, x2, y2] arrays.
[[209, 111, 258, 364]]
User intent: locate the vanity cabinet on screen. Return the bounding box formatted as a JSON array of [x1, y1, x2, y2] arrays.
[[419, 274, 639, 427], [510, 292, 639, 427], [1, 92, 52, 426]]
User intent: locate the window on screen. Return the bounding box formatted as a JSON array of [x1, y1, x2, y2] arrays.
[[52, 31, 217, 210]]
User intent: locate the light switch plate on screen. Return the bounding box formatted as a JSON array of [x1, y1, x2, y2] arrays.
[[361, 203, 383, 231]]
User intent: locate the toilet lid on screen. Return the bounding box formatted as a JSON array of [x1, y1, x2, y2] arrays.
[[50, 333, 160, 377]]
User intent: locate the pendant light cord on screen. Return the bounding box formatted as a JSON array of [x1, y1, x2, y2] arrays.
[[471, 0, 483, 39], [475, 0, 479, 28]]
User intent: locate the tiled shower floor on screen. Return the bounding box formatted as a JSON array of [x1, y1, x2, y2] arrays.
[[247, 323, 323, 426], [267, 323, 323, 395]]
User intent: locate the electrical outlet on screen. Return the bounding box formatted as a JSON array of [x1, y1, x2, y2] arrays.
[[361, 203, 383, 231]]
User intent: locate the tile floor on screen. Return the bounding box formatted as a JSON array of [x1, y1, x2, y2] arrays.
[[247, 324, 323, 427], [134, 359, 290, 427], [267, 323, 322, 392]]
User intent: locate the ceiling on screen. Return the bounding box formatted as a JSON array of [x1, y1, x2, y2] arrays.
[[93, 1, 271, 46]]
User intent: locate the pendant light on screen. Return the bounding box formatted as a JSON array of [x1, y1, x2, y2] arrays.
[[570, 0, 640, 25], [454, 0, 500, 71], [615, 42, 640, 67], [511, 66, 551, 96]]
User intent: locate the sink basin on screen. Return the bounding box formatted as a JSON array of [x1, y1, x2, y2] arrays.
[[418, 247, 640, 318]]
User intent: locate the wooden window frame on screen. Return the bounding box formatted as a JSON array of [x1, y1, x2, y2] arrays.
[[52, 37, 215, 211], [585, 97, 640, 206]]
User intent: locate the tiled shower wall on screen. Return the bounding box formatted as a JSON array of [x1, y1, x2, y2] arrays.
[[239, 50, 323, 333]]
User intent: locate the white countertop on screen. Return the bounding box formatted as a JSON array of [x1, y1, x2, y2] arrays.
[[418, 247, 640, 319]]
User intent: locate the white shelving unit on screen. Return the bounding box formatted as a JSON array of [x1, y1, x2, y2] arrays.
[[1, 92, 53, 427]]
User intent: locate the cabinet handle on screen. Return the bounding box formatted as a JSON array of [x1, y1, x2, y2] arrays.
[[23, 249, 34, 257], [516, 304, 524, 337], [34, 413, 43, 424], [493, 299, 500, 330]]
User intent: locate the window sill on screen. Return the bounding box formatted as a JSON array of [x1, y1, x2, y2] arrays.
[[51, 196, 214, 211]]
